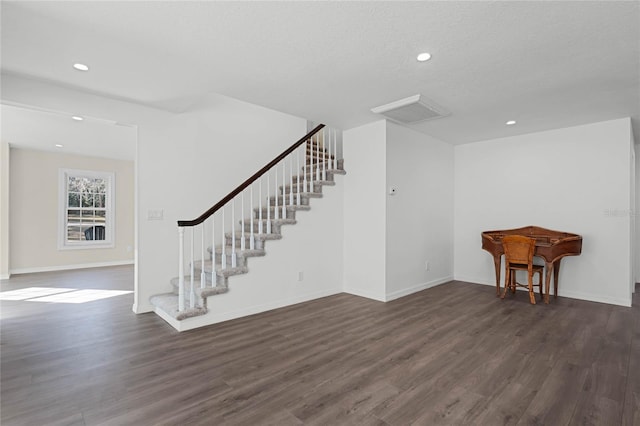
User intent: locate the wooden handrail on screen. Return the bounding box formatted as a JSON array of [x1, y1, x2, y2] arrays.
[[177, 124, 325, 227]]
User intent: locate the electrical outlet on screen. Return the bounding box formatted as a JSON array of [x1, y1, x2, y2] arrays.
[[425, 261, 430, 271], [298, 271, 304, 282]]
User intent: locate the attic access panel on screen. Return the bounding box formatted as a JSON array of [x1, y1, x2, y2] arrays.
[[371, 94, 450, 124]]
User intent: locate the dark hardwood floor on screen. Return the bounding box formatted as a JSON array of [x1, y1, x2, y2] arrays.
[[1, 266, 638, 425]]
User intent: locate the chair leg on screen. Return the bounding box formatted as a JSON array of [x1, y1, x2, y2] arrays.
[[538, 271, 544, 301], [528, 270, 536, 305], [501, 268, 510, 299], [510, 272, 516, 293]]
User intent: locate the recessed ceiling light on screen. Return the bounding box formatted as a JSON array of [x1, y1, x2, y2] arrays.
[[55, 144, 64, 148], [506, 120, 516, 125], [73, 63, 89, 71], [416, 52, 432, 62], [72, 116, 84, 121]]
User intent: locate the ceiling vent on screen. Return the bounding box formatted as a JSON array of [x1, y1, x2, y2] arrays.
[[371, 94, 450, 124]]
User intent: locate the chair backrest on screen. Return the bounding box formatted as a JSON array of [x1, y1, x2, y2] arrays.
[[502, 235, 536, 266]]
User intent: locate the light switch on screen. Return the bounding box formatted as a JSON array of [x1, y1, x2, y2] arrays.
[[147, 209, 164, 220]]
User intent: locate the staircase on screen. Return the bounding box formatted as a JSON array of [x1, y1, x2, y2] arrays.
[[150, 125, 345, 324]]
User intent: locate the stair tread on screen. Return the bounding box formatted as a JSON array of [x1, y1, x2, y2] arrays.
[[149, 293, 208, 320], [254, 205, 311, 212], [222, 232, 283, 241]]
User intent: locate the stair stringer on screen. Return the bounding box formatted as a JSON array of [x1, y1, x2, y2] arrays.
[[170, 175, 344, 332]]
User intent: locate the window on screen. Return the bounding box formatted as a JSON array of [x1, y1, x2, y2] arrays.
[[59, 169, 114, 249]]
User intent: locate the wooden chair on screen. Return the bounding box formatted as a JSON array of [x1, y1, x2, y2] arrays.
[[500, 235, 544, 305]]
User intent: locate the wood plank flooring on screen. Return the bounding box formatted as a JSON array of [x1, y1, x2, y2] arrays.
[[1, 266, 638, 425]]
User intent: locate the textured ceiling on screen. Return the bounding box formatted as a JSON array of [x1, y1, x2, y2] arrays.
[[1, 1, 638, 145]]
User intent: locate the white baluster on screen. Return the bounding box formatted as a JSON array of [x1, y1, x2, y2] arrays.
[[258, 179, 263, 234], [211, 214, 215, 285], [282, 161, 286, 219], [240, 192, 245, 251], [267, 172, 272, 234], [322, 129, 327, 181], [316, 134, 320, 182], [289, 155, 294, 206], [250, 185, 255, 250], [327, 128, 332, 171], [274, 166, 279, 220], [297, 144, 301, 205], [190, 227, 195, 308], [178, 227, 185, 312], [231, 199, 237, 268], [304, 140, 309, 193], [221, 207, 226, 269], [201, 225, 205, 289], [336, 128, 339, 169]]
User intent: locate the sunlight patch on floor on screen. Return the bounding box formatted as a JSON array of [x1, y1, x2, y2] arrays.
[[0, 287, 132, 303]]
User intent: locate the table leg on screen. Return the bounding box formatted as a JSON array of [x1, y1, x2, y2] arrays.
[[494, 255, 502, 296], [544, 261, 554, 304], [553, 259, 562, 299]]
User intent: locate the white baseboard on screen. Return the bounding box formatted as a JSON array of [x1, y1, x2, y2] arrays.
[[343, 286, 386, 302], [0, 273, 10, 280], [10, 260, 134, 275], [558, 289, 631, 307], [170, 287, 343, 332], [132, 302, 154, 314], [385, 276, 453, 302], [455, 276, 632, 307]]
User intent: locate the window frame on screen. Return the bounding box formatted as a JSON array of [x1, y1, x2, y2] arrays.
[[58, 168, 115, 250]]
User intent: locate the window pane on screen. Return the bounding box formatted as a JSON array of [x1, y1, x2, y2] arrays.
[[79, 177, 91, 193], [83, 225, 105, 241], [67, 225, 83, 241], [67, 209, 81, 223], [68, 176, 80, 192], [68, 192, 80, 207], [95, 210, 106, 224], [81, 193, 94, 208], [82, 210, 98, 223], [93, 178, 106, 194], [95, 194, 106, 208]]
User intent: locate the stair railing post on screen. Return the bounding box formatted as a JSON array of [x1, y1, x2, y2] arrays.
[[281, 160, 286, 219], [297, 144, 301, 205], [231, 199, 237, 268], [201, 225, 205, 289], [316, 134, 320, 182], [190, 227, 195, 308], [240, 191, 245, 251], [274, 166, 279, 220], [322, 128, 327, 181], [289, 154, 294, 206], [211, 214, 215, 285], [258, 179, 263, 235], [221, 206, 226, 269], [266, 172, 272, 234], [250, 185, 255, 250], [178, 227, 185, 312], [304, 139, 309, 193], [327, 127, 332, 171]]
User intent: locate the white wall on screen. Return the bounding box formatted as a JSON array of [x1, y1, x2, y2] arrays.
[[9, 148, 135, 272], [343, 120, 387, 301], [343, 120, 454, 302], [385, 122, 454, 300], [0, 141, 9, 279], [454, 118, 634, 307]]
